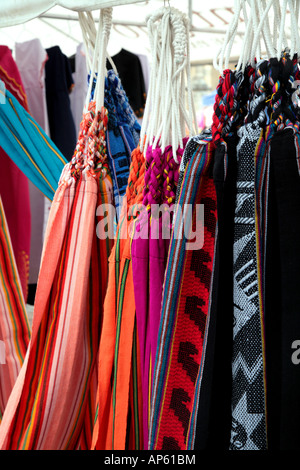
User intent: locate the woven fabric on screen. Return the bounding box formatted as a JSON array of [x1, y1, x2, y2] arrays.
[[176, 131, 212, 205], [106, 69, 141, 148], [0, 86, 67, 201], [266, 127, 300, 450], [0, 46, 29, 112], [92, 146, 145, 450], [0, 103, 114, 449], [0, 197, 30, 422], [230, 120, 267, 450], [104, 72, 140, 221], [149, 138, 217, 450], [0, 46, 31, 301], [194, 137, 235, 450], [131, 142, 185, 449]]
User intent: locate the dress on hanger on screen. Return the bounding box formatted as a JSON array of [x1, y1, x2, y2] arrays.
[[45, 46, 77, 161], [15, 38, 51, 304], [108, 49, 146, 118], [69, 43, 88, 137]]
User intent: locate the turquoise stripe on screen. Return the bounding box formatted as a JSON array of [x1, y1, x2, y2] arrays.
[[0, 86, 67, 200]]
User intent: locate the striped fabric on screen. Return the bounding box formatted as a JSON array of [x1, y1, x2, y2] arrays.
[[106, 70, 141, 149], [78, 175, 114, 450], [0, 46, 32, 302], [0, 197, 30, 422], [105, 73, 140, 221], [0, 46, 29, 113], [0, 84, 67, 201], [131, 141, 186, 449], [92, 146, 145, 450], [0, 103, 114, 449], [149, 137, 217, 450]]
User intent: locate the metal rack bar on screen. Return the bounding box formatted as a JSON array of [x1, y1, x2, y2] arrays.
[[39, 12, 244, 35]]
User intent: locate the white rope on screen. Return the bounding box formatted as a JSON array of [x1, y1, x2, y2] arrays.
[[78, 11, 97, 73], [295, 0, 300, 55], [214, 0, 243, 74], [216, 0, 295, 75], [140, 6, 197, 162], [250, 0, 261, 61], [236, 0, 255, 71], [277, 0, 288, 60], [94, 8, 113, 112], [259, 0, 276, 59], [250, 0, 275, 66], [288, 0, 300, 58], [79, 8, 113, 112], [83, 9, 103, 111]]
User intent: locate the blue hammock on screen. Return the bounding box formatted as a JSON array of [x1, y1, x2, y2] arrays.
[[0, 82, 67, 200]]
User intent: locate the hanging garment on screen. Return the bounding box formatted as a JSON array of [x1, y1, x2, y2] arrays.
[[106, 69, 141, 149], [108, 49, 146, 118], [15, 38, 51, 302], [149, 136, 217, 450], [205, 52, 300, 451], [266, 126, 300, 450], [0, 197, 30, 423], [0, 85, 67, 200], [69, 43, 88, 136], [104, 73, 137, 220], [0, 103, 114, 450], [45, 46, 77, 161], [132, 141, 186, 449], [0, 45, 29, 111], [193, 135, 237, 450], [136, 53, 150, 94], [0, 45, 31, 301], [92, 146, 145, 451], [230, 119, 268, 451], [15, 39, 49, 134]]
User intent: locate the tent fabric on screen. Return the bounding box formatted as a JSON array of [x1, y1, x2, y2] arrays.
[[0, 0, 145, 27]]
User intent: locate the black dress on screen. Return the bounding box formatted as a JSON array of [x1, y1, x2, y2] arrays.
[[45, 46, 77, 161]]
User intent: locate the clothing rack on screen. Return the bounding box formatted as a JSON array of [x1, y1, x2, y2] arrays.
[[39, 11, 244, 36]]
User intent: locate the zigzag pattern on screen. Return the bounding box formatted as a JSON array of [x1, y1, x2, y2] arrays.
[[230, 121, 267, 451], [232, 353, 264, 382]]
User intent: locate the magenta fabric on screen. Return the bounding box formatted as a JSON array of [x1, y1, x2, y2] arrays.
[[0, 46, 31, 301], [131, 222, 150, 449], [131, 141, 186, 449]]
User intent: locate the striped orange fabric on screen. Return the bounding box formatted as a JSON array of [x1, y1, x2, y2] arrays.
[[92, 146, 145, 450], [78, 176, 114, 450], [0, 197, 30, 422], [0, 102, 114, 449], [0, 170, 114, 449]]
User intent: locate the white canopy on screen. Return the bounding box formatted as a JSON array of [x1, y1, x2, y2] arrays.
[[0, 0, 144, 27]]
